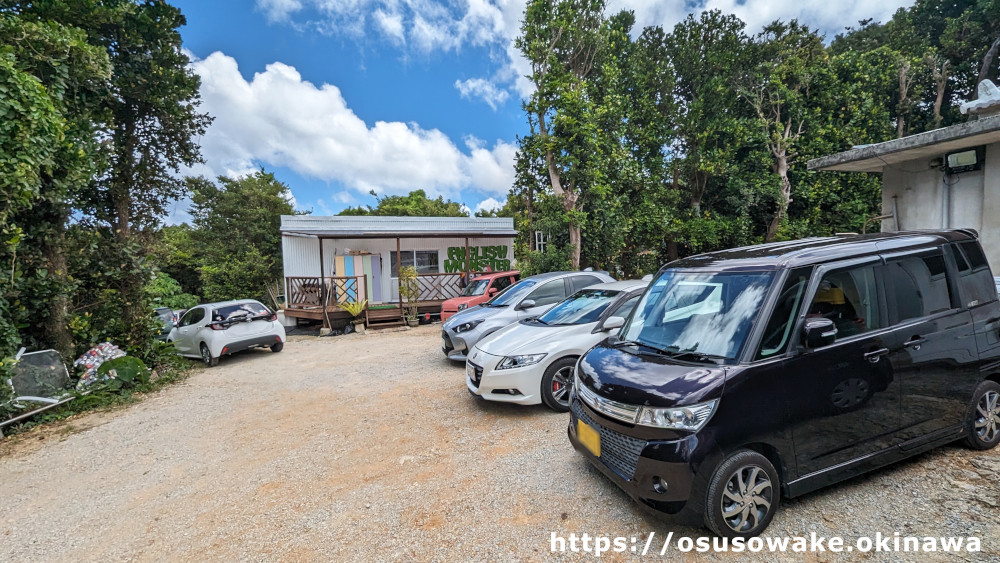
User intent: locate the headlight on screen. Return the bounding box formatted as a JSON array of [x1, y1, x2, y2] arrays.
[[453, 319, 483, 333], [496, 353, 547, 370], [635, 400, 718, 431], [457, 303, 468, 311]]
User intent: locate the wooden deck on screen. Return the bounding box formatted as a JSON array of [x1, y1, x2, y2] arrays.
[[284, 301, 445, 327]]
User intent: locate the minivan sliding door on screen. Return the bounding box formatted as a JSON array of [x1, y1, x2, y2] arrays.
[[883, 247, 978, 442]]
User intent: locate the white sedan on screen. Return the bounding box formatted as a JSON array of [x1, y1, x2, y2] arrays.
[[466, 280, 648, 411], [169, 299, 286, 366]]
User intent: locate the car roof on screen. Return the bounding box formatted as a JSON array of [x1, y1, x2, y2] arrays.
[[581, 279, 648, 292], [196, 299, 266, 309], [470, 270, 519, 280], [667, 229, 979, 271], [524, 270, 612, 281]]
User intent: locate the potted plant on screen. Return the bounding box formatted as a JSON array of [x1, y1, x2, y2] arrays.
[[398, 266, 420, 327], [341, 299, 367, 334]]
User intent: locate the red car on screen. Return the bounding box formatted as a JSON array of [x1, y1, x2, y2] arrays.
[[440, 270, 520, 320]]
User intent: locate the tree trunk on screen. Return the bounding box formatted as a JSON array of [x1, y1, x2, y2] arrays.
[[977, 37, 1000, 94], [765, 152, 792, 243], [667, 240, 679, 261], [43, 228, 73, 360], [932, 59, 949, 129], [564, 191, 581, 269], [897, 60, 912, 138]]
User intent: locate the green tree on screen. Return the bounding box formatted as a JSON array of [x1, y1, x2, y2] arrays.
[[516, 0, 607, 269], [338, 189, 467, 217], [0, 11, 110, 359], [189, 170, 298, 302]]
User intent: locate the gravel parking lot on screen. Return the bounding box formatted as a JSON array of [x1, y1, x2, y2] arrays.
[[1, 325, 998, 561]]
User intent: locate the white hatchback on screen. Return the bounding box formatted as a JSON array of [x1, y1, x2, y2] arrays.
[[466, 280, 648, 411], [169, 299, 286, 366]]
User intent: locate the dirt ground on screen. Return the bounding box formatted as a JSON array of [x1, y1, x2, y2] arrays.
[[1, 325, 998, 562]]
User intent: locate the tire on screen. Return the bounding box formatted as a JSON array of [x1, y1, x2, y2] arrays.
[[704, 450, 780, 538], [271, 341, 284, 353], [200, 343, 219, 367], [964, 380, 1000, 450], [540, 357, 576, 412]]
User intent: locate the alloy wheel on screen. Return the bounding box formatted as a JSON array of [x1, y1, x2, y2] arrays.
[[720, 465, 773, 534], [975, 390, 1000, 443], [550, 366, 573, 408]]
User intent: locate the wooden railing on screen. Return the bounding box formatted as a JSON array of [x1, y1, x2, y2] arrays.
[[415, 272, 465, 301], [286, 275, 367, 309]]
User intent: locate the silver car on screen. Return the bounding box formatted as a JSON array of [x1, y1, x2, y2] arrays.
[[441, 270, 615, 361]]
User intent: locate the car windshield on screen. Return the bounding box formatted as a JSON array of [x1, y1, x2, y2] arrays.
[[486, 279, 538, 307], [461, 279, 490, 296], [537, 289, 620, 325], [212, 301, 271, 322], [621, 270, 774, 362]]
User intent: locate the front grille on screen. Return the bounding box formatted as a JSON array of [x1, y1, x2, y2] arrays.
[[573, 401, 646, 481], [468, 361, 483, 388], [442, 331, 454, 352]]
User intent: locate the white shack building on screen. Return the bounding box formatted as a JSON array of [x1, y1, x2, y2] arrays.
[[280, 215, 517, 327]]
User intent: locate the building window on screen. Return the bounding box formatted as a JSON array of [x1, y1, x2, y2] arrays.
[[390, 250, 440, 276], [535, 231, 548, 253]]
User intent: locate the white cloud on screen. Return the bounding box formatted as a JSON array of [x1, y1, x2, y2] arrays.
[[256, 0, 911, 104], [475, 197, 505, 214], [374, 9, 406, 44], [454, 78, 510, 110], [257, 0, 304, 23], [190, 52, 516, 200]]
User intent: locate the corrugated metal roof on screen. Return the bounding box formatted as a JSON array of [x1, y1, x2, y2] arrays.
[[280, 215, 517, 238]]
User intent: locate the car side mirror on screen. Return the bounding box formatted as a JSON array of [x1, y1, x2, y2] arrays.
[[516, 299, 536, 311], [803, 317, 837, 348], [488, 287, 498, 295], [601, 316, 625, 332]]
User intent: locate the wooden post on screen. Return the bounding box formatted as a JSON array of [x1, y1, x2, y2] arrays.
[[318, 237, 328, 329], [396, 237, 403, 316], [465, 237, 470, 285]]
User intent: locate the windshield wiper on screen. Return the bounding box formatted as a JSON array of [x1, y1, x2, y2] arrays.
[[531, 317, 548, 325], [660, 344, 730, 363]]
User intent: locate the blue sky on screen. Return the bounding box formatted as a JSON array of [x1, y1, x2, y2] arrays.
[[167, 0, 910, 221]]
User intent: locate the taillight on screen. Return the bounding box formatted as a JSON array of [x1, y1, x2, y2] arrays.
[[209, 323, 226, 331], [268, 313, 277, 321]]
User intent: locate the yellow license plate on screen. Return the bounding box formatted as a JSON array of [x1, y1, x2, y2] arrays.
[[577, 419, 601, 457]]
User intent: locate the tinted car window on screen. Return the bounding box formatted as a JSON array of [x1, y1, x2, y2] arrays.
[[612, 294, 641, 318], [180, 307, 204, 327], [213, 301, 271, 321], [538, 289, 620, 325], [756, 268, 811, 359], [806, 265, 881, 341], [884, 253, 952, 323], [488, 279, 537, 306], [570, 275, 603, 293], [954, 241, 996, 308], [525, 279, 567, 307], [493, 275, 513, 292]]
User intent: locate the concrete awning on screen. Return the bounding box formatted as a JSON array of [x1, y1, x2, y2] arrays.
[[807, 115, 1000, 172]]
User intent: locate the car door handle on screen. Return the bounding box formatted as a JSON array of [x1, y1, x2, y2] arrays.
[[904, 337, 926, 349], [864, 348, 889, 363]]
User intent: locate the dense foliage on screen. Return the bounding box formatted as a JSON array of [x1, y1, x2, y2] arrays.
[[0, 1, 207, 378], [512, 0, 995, 278], [338, 189, 468, 217]]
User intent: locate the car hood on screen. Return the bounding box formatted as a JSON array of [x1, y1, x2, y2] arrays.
[[577, 342, 726, 408], [442, 304, 502, 328], [442, 295, 482, 310], [476, 320, 598, 357]]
